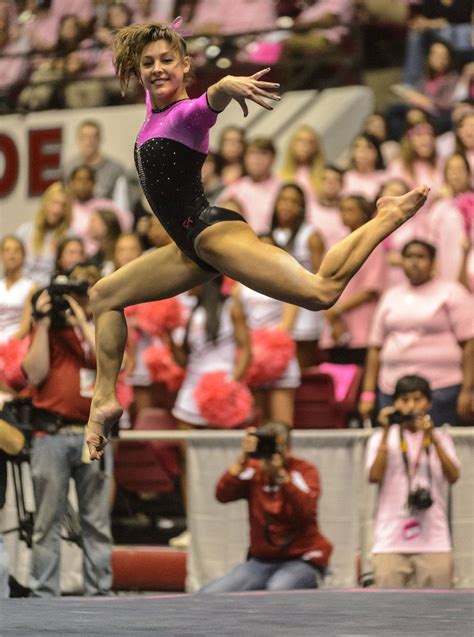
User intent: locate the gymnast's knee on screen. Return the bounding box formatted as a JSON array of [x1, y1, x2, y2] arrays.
[[89, 278, 117, 315]]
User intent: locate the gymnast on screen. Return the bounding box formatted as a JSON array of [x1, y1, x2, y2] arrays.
[[86, 18, 429, 459]]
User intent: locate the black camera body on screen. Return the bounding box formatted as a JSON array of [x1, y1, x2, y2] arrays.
[[32, 275, 90, 328], [388, 410, 416, 425], [249, 432, 278, 459], [408, 487, 433, 511]]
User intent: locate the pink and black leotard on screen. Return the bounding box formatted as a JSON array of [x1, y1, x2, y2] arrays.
[[134, 91, 246, 271]]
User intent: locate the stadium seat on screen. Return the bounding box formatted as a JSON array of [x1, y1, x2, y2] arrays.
[[114, 440, 176, 494], [133, 408, 181, 480], [294, 365, 363, 429]]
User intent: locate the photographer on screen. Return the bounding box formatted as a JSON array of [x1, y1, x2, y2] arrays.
[[366, 375, 460, 589], [200, 422, 332, 593], [0, 413, 26, 598], [22, 263, 112, 598]]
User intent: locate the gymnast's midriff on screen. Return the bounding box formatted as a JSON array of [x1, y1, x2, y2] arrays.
[[135, 91, 246, 270]]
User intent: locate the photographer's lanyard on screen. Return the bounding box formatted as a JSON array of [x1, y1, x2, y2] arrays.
[[399, 428, 432, 492]]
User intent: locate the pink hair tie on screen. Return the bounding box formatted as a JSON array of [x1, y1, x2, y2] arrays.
[[168, 16, 193, 39]]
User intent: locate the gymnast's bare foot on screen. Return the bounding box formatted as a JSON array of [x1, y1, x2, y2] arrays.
[[86, 397, 123, 460], [376, 185, 430, 226]]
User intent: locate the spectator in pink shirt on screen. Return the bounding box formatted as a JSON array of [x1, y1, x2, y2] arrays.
[[130, 0, 172, 25], [342, 133, 388, 201], [379, 178, 426, 288], [279, 126, 326, 202], [217, 138, 281, 235], [366, 374, 460, 588], [321, 196, 387, 366], [308, 165, 348, 249], [69, 165, 133, 256], [387, 122, 444, 198], [50, 0, 94, 32], [283, 0, 352, 56], [191, 0, 277, 35], [359, 239, 474, 426], [455, 113, 474, 183], [388, 40, 459, 141], [426, 153, 470, 282], [363, 112, 400, 167], [22, 0, 59, 52], [0, 13, 30, 111], [216, 126, 246, 185]]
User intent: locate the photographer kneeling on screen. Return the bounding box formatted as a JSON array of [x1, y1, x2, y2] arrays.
[[366, 375, 460, 589], [0, 412, 25, 598], [201, 422, 332, 593], [23, 264, 112, 597]]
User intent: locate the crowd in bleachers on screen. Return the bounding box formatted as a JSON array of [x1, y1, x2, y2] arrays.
[[1, 94, 473, 423], [0, 0, 361, 111], [0, 0, 473, 587]]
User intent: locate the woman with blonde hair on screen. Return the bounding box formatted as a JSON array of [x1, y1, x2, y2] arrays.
[[279, 125, 325, 199], [387, 122, 443, 196], [15, 182, 73, 286]]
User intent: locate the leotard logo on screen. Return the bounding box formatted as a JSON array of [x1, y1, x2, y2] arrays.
[[183, 217, 194, 230]]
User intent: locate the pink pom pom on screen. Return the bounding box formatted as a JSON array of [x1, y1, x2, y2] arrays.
[[194, 371, 254, 428], [245, 327, 295, 387], [116, 373, 134, 410], [132, 298, 185, 338], [455, 193, 474, 234], [0, 337, 30, 389], [143, 344, 185, 391]]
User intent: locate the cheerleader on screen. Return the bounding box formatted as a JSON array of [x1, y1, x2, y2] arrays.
[[271, 183, 325, 368]]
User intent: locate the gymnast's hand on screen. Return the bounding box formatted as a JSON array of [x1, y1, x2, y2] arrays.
[[209, 68, 280, 117]]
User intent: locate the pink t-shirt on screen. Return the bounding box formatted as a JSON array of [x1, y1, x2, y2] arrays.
[[366, 426, 460, 553], [218, 175, 281, 235], [342, 170, 387, 201], [0, 39, 30, 90], [320, 244, 387, 349], [425, 198, 466, 281], [24, 13, 60, 50], [297, 0, 352, 44], [192, 0, 277, 34], [369, 279, 474, 393], [71, 197, 133, 255], [51, 0, 94, 22], [308, 201, 348, 249], [387, 159, 444, 204]]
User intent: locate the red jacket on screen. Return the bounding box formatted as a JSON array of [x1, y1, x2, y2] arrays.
[[216, 456, 332, 569], [25, 327, 96, 423]]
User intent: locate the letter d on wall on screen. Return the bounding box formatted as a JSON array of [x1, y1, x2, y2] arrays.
[[0, 133, 19, 197], [28, 128, 62, 196]]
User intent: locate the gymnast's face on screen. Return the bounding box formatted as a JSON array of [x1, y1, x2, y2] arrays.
[[140, 39, 191, 108]]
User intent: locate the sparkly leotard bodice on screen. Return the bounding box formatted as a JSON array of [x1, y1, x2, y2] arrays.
[[134, 92, 220, 259]]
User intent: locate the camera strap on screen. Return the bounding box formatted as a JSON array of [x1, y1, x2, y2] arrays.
[[399, 427, 432, 492]]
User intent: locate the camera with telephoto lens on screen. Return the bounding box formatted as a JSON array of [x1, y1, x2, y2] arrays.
[[249, 432, 278, 459], [407, 487, 433, 511], [31, 274, 90, 329]]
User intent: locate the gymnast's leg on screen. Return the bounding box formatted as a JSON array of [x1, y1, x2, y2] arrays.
[[196, 186, 429, 309], [86, 243, 216, 459]]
